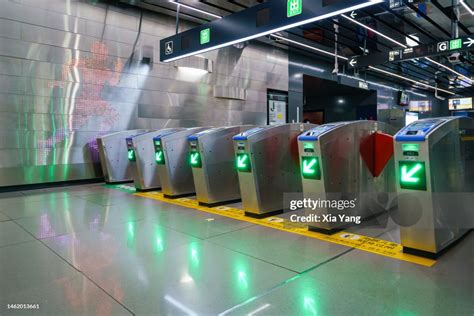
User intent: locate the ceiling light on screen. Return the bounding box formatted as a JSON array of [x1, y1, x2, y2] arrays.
[[170, 1, 222, 19], [424, 57, 472, 85], [460, 0, 474, 15], [341, 14, 407, 48], [369, 66, 455, 95], [163, 0, 383, 62], [271, 34, 348, 60]]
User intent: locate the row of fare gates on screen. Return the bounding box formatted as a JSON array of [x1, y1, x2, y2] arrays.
[[97, 117, 474, 259]]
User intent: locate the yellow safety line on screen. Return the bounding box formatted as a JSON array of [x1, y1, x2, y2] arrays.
[[134, 191, 436, 267]]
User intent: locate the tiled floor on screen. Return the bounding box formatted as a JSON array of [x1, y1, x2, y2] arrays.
[[0, 183, 472, 315]]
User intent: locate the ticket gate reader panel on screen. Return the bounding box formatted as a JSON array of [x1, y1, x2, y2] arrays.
[[154, 127, 210, 198], [97, 129, 149, 183], [233, 123, 316, 217], [394, 117, 474, 257], [189, 126, 255, 206], [298, 121, 397, 232], [127, 129, 184, 191]]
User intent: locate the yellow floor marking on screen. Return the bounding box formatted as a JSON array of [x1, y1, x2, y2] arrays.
[[133, 191, 436, 267]]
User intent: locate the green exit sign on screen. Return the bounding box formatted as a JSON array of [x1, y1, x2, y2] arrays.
[[287, 0, 302, 17], [301, 156, 321, 180], [236, 153, 251, 172], [190, 152, 202, 168], [399, 161, 426, 191], [155, 150, 165, 165], [200, 28, 210, 45], [127, 149, 136, 162], [450, 38, 462, 50]]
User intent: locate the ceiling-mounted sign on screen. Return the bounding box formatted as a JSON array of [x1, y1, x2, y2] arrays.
[[349, 36, 474, 69], [160, 0, 383, 62]]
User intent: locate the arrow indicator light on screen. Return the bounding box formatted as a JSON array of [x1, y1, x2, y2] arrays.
[[301, 156, 321, 180], [399, 161, 426, 190], [236, 153, 251, 172], [127, 149, 136, 162], [155, 150, 165, 165], [190, 152, 202, 168]]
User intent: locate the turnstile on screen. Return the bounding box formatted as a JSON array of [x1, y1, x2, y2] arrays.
[[127, 129, 184, 191], [154, 127, 210, 198], [97, 130, 149, 183], [233, 123, 316, 218], [188, 125, 255, 206], [394, 117, 474, 258], [297, 121, 397, 233]]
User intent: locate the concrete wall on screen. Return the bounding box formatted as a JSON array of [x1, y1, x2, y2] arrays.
[[0, 0, 288, 187]]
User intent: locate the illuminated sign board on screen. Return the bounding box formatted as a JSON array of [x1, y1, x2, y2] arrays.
[[301, 156, 321, 180], [236, 153, 251, 172], [399, 161, 427, 191], [190, 152, 202, 168], [127, 149, 136, 162], [155, 150, 165, 165]]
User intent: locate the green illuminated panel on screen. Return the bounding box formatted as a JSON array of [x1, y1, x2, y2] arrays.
[[190, 152, 202, 168], [399, 161, 426, 191], [236, 153, 251, 172], [301, 156, 321, 180], [287, 0, 302, 17], [449, 38, 462, 50], [200, 28, 210, 44], [155, 150, 165, 165], [402, 143, 419, 152], [127, 149, 136, 162]]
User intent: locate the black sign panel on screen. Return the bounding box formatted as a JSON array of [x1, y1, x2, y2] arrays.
[[160, 0, 383, 62], [349, 36, 474, 69]]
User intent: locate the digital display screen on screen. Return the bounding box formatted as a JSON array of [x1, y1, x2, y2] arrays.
[[449, 97, 473, 110]]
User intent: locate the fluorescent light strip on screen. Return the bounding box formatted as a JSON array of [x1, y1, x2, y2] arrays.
[[369, 66, 455, 95], [162, 0, 383, 62], [271, 34, 348, 60], [460, 0, 474, 15], [170, 1, 222, 19], [342, 14, 472, 86], [341, 14, 407, 48], [424, 57, 472, 84]]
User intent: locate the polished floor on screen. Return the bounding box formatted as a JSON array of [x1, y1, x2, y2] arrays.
[[0, 183, 472, 316]]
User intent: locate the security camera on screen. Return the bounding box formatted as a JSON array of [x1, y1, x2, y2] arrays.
[[447, 52, 464, 64]]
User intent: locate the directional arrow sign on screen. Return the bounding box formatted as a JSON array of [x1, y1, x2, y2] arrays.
[[348, 58, 358, 68], [399, 161, 426, 190], [302, 156, 321, 180], [236, 153, 251, 172], [190, 152, 201, 168], [350, 10, 357, 19], [155, 150, 165, 165], [464, 37, 474, 48], [128, 149, 136, 162]]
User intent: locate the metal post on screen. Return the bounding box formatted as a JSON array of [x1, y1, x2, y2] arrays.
[[175, 3, 181, 34], [452, 0, 460, 38]]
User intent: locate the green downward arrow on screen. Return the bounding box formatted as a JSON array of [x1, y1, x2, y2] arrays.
[[401, 163, 422, 183], [303, 158, 317, 174], [190, 153, 198, 164], [237, 155, 248, 168]]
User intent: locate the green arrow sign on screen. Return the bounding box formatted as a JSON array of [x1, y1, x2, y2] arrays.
[[127, 149, 136, 162], [155, 150, 165, 165], [236, 153, 251, 172], [399, 161, 426, 190], [301, 156, 321, 180], [190, 152, 202, 168]]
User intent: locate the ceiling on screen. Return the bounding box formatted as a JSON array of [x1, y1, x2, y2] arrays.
[[115, 0, 474, 97]]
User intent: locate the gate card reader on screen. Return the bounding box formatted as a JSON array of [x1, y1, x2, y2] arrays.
[[188, 125, 255, 206], [394, 117, 474, 258], [298, 121, 397, 233], [97, 129, 150, 183], [154, 127, 210, 198], [127, 129, 184, 191], [233, 123, 316, 218]]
